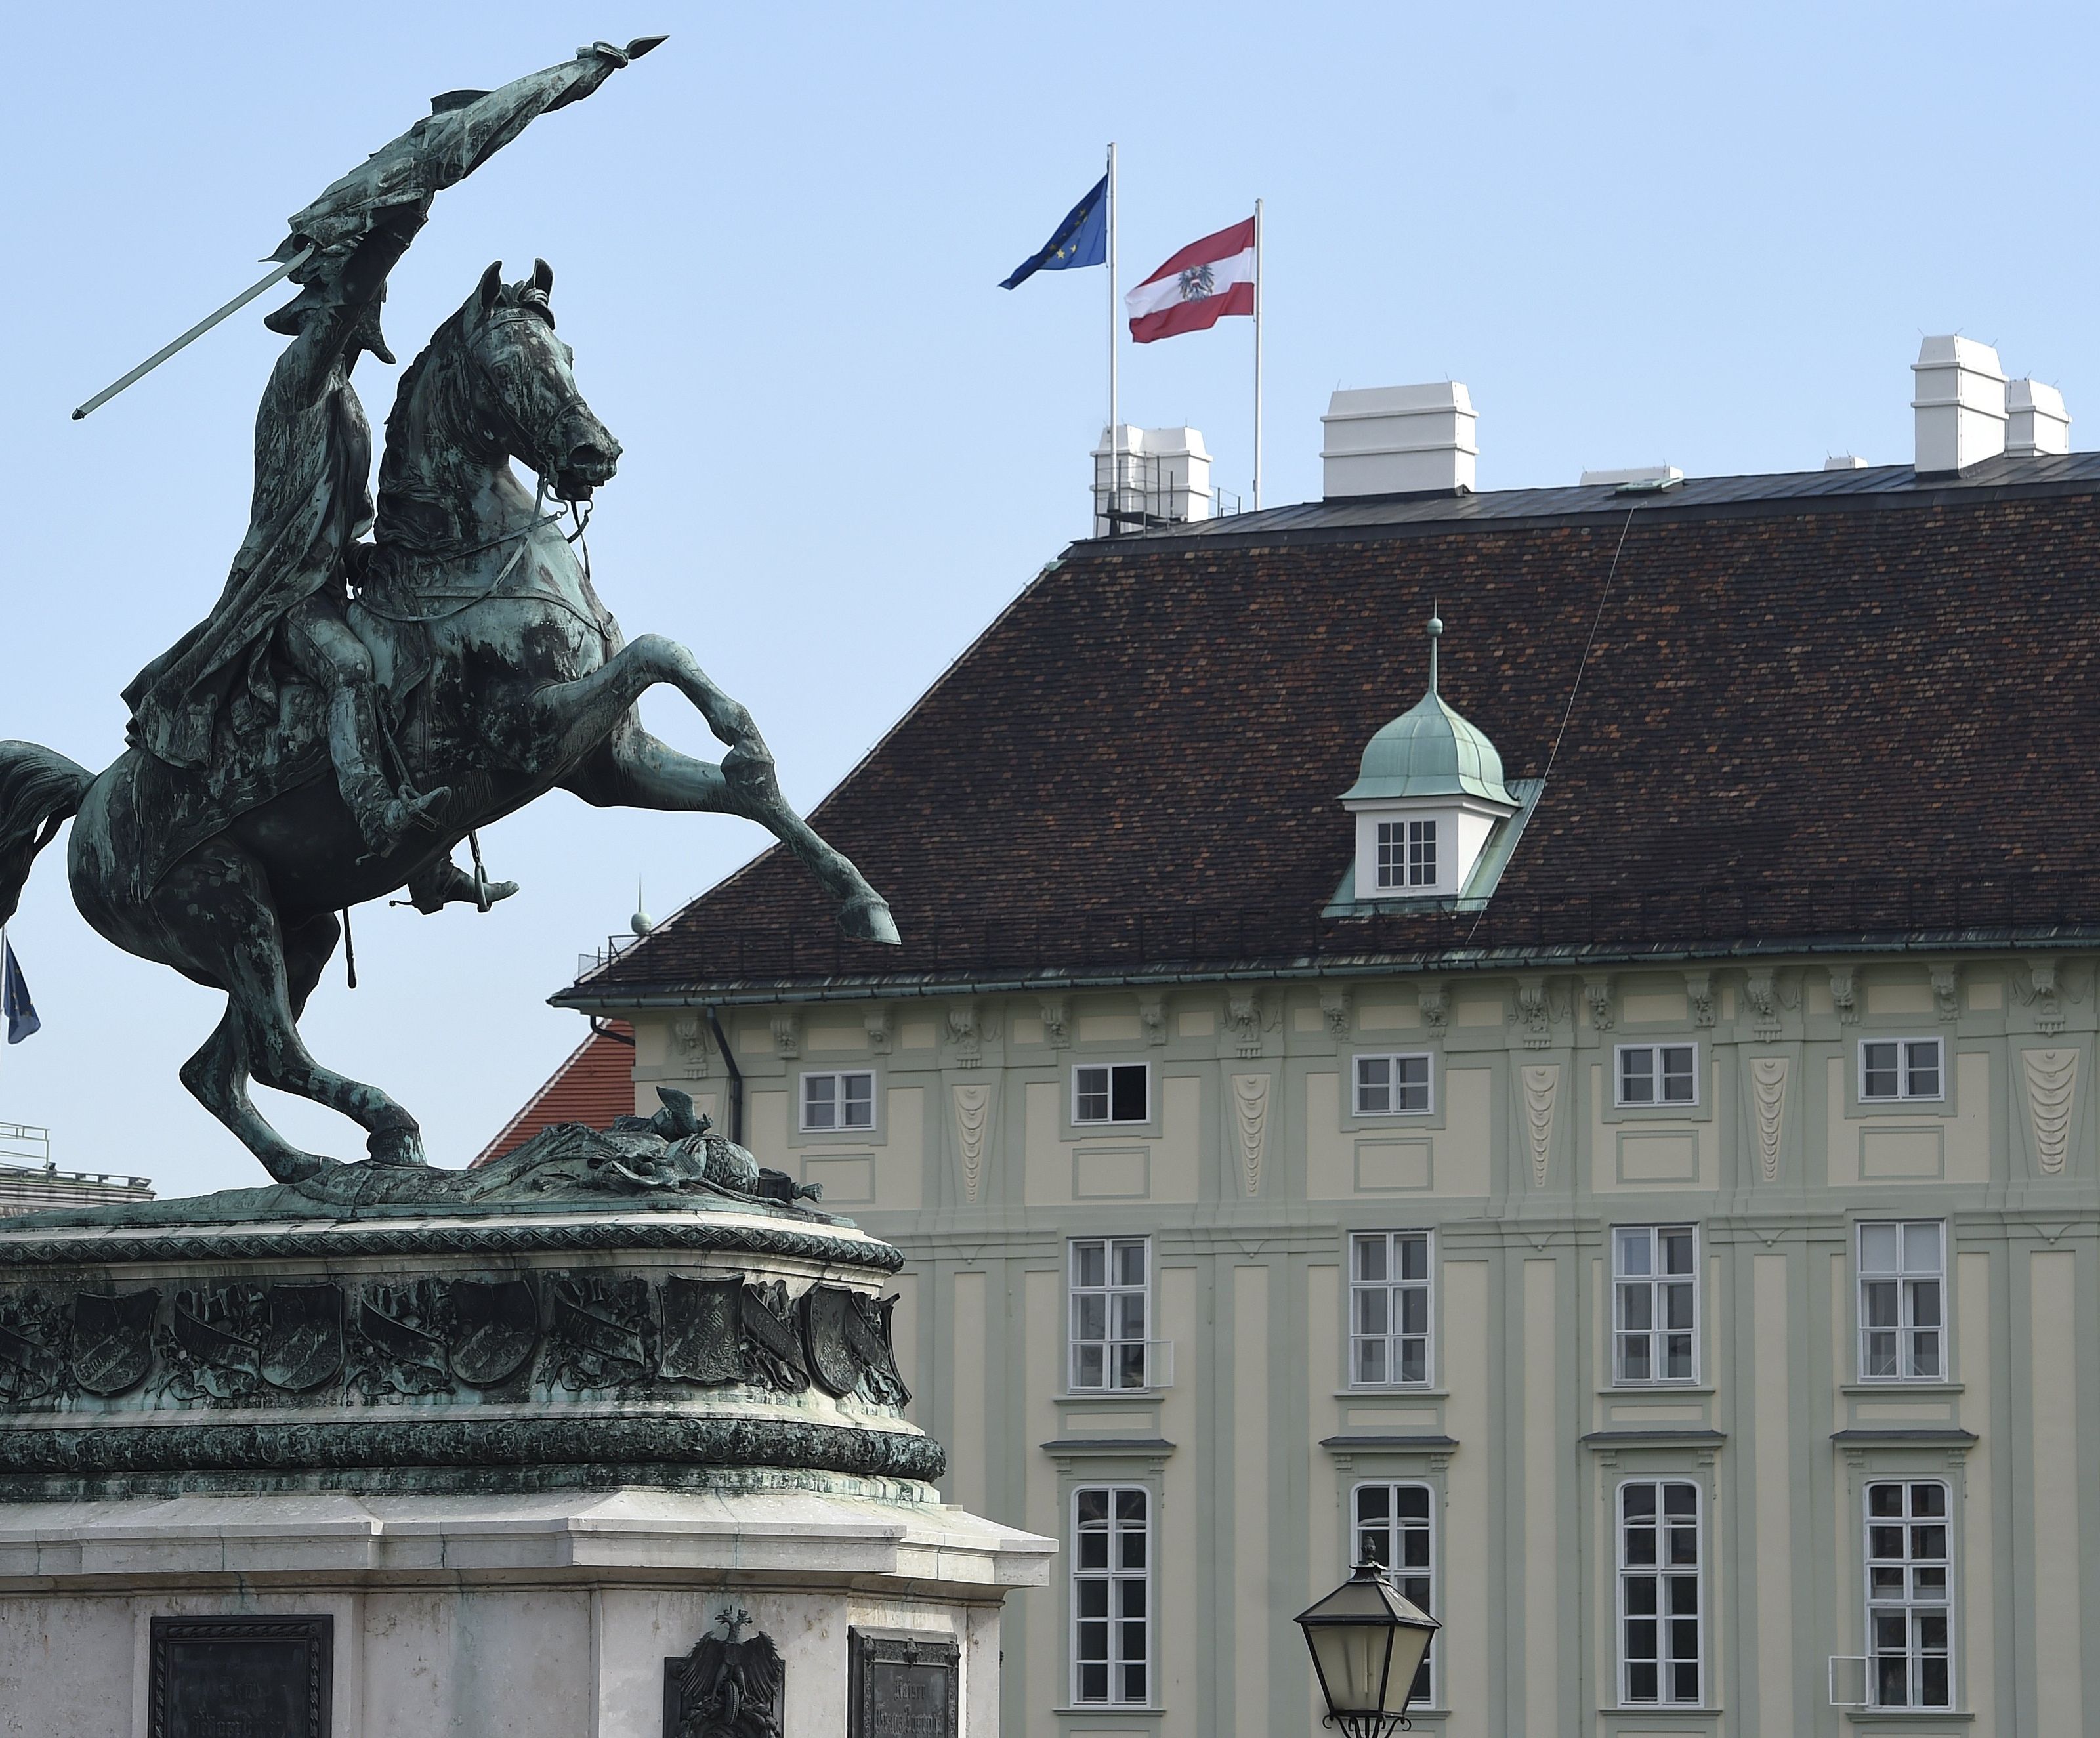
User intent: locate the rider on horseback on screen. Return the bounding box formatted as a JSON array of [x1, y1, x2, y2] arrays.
[[123, 201, 449, 856]]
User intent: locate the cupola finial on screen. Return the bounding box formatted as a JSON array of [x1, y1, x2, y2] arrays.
[[1427, 604, 1443, 696]]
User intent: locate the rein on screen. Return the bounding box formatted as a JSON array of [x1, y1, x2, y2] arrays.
[[356, 482, 600, 631]]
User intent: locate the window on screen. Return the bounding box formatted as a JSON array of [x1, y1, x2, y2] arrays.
[[1353, 1484, 1437, 1706], [1376, 818, 1437, 889], [1070, 1238, 1150, 1390], [1860, 1038, 1944, 1102], [1618, 1480, 1702, 1706], [1349, 1231, 1431, 1386], [1858, 1221, 1944, 1380], [1865, 1481, 1952, 1709], [1074, 1063, 1148, 1124], [1614, 1226, 1698, 1384], [1073, 1486, 1150, 1705], [1354, 1053, 1433, 1116], [1616, 1044, 1698, 1107], [799, 1069, 875, 1132]]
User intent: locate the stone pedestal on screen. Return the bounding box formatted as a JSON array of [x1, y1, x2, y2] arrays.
[[0, 1486, 1045, 1735], [0, 1134, 1052, 1735]]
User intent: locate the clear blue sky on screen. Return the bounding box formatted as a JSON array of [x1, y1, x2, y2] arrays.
[[4, 1, 2095, 1194]]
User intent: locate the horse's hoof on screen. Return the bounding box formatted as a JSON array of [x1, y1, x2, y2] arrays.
[[268, 1151, 337, 1187], [837, 894, 900, 946], [367, 1126, 429, 1167]]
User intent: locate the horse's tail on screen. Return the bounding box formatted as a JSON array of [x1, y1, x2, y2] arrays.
[[0, 741, 93, 926]]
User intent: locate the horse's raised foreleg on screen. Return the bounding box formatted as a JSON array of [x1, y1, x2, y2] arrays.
[[562, 725, 900, 944], [536, 639, 900, 944]]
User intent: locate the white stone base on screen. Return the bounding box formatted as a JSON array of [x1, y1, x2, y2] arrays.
[[0, 1486, 1053, 1737]]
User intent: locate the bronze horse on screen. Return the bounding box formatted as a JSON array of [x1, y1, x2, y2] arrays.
[[0, 261, 896, 1184]]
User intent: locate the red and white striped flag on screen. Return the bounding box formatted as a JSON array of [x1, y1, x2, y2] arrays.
[[1124, 216, 1255, 344]]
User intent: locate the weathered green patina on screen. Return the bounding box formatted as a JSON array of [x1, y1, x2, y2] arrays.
[[0, 39, 899, 1189]]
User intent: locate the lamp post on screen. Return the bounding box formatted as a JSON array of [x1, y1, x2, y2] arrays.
[[1295, 1560, 1441, 1737]]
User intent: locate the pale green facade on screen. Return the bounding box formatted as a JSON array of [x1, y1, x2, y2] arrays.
[[610, 949, 2095, 1737]]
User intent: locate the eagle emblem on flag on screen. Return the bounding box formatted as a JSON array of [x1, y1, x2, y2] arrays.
[[1177, 264, 1217, 301]]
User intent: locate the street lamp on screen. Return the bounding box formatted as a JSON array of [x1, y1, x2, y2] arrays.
[[1295, 1560, 1441, 1737]]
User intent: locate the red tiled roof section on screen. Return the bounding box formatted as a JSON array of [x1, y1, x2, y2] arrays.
[[570, 490, 2100, 990], [474, 1023, 635, 1166]]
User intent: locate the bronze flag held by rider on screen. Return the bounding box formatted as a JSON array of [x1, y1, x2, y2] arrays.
[[0, 39, 901, 1188]]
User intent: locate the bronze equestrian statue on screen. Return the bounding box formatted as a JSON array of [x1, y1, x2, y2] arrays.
[[0, 42, 898, 1186]]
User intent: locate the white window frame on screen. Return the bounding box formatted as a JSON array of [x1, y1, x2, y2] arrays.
[[1352, 1052, 1435, 1118], [1612, 1225, 1700, 1386], [1858, 1036, 1945, 1103], [1375, 818, 1438, 890], [1347, 1230, 1434, 1388], [1614, 1043, 1700, 1108], [1863, 1479, 1954, 1710], [1071, 1485, 1152, 1707], [1069, 1237, 1153, 1392], [797, 1069, 877, 1133], [1857, 1220, 1946, 1383], [1616, 1477, 1704, 1708], [1351, 1481, 1438, 1708], [1072, 1061, 1150, 1126]]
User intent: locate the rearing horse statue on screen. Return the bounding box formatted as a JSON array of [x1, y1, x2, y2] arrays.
[[0, 54, 897, 1186]]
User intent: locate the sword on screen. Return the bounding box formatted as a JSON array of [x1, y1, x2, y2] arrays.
[[71, 244, 316, 421]]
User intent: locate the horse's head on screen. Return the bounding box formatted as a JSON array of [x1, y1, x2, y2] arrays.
[[456, 259, 621, 501]]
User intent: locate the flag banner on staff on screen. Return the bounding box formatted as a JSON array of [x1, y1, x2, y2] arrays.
[[1000, 174, 1110, 289], [1, 937, 39, 1045], [1125, 215, 1255, 343]]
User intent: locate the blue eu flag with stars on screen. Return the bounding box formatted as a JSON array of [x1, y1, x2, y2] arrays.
[[2, 937, 39, 1044], [1000, 174, 1108, 290]]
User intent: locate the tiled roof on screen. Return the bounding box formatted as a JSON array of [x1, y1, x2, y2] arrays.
[[558, 463, 2100, 1003], [474, 1022, 635, 1165]]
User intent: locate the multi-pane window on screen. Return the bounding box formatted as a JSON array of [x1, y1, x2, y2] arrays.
[[1073, 1487, 1150, 1706], [1860, 1038, 1944, 1102], [1858, 1221, 1944, 1380], [799, 1070, 875, 1131], [1353, 1483, 1437, 1706], [1354, 1053, 1433, 1116], [1070, 1238, 1150, 1390], [1074, 1063, 1149, 1124], [1866, 1481, 1952, 1709], [1614, 1226, 1698, 1384], [1618, 1480, 1702, 1706], [1617, 1044, 1698, 1107], [1376, 819, 1437, 889], [1349, 1231, 1431, 1386]]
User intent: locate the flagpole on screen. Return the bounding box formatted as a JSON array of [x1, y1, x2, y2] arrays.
[[1252, 196, 1263, 512], [1107, 140, 1119, 535]]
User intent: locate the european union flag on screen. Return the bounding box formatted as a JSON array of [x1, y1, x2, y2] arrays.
[[1000, 173, 1109, 290], [2, 937, 39, 1044]]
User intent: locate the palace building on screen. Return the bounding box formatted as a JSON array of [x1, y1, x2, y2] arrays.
[[545, 336, 2100, 1737]]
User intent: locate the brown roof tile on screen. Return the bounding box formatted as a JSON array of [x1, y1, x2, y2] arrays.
[[562, 480, 2100, 998], [474, 1023, 635, 1164]]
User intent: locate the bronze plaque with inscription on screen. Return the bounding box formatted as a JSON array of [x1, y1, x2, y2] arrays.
[[150, 1615, 331, 1738], [849, 1628, 958, 1738]]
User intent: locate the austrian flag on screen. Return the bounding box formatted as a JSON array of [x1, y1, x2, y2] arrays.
[[1125, 216, 1256, 343]]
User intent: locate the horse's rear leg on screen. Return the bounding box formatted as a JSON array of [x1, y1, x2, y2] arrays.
[[156, 850, 425, 1174], [178, 1009, 331, 1186], [563, 727, 899, 943]]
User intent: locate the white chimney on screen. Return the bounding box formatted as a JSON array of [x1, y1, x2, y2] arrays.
[[1093, 425, 1212, 536], [1321, 384, 1477, 498], [2005, 378, 2070, 458], [1825, 454, 1869, 471], [1580, 465, 1683, 490], [1912, 336, 2006, 473]]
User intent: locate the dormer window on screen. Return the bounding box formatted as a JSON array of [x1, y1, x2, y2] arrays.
[[1377, 819, 1437, 889], [1339, 613, 1519, 903]]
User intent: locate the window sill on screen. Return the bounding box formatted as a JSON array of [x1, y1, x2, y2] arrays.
[[1602, 1708, 1723, 1719], [1337, 1386, 1448, 1399], [1055, 1391, 1168, 1405], [1053, 1706, 1164, 1718], [1839, 1712, 1973, 1724], [1842, 1381, 1964, 1397], [1601, 1384, 1715, 1397]]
